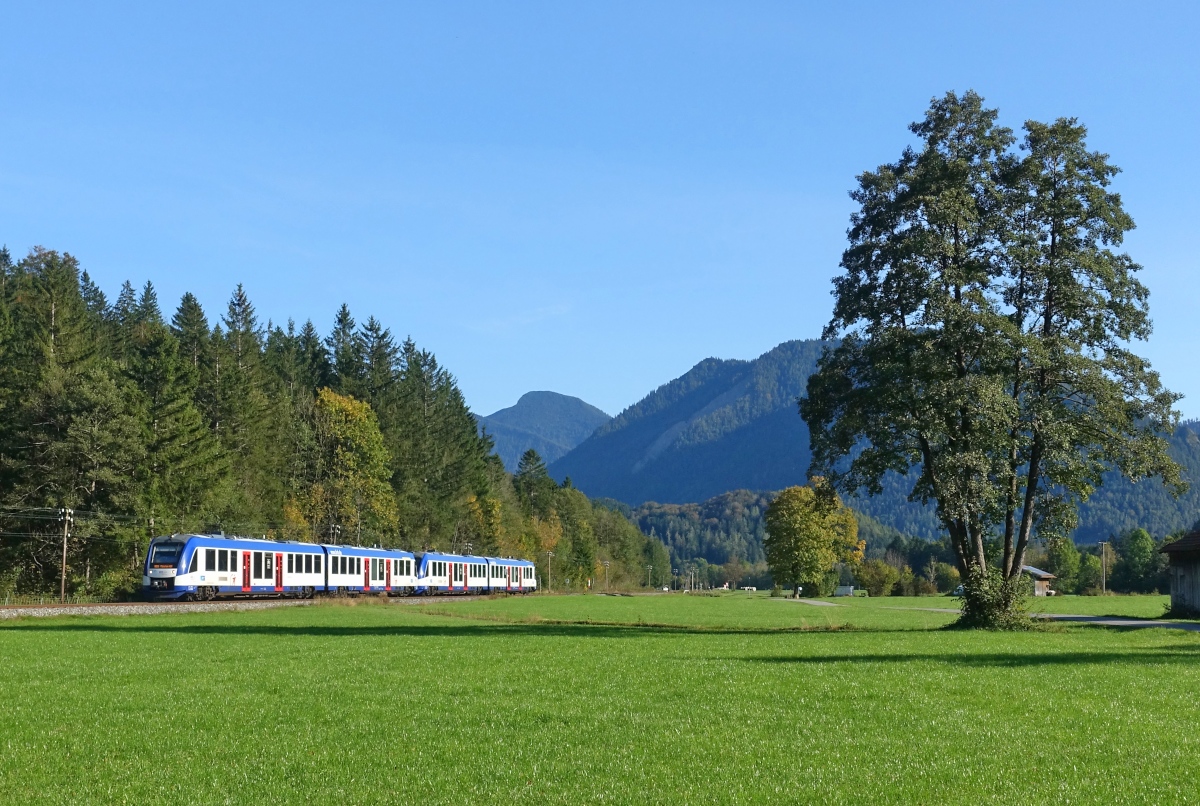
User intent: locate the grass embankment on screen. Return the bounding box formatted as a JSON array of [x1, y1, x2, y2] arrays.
[[1, 594, 1196, 804]]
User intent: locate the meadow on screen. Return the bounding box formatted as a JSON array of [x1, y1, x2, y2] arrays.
[[1, 592, 1196, 804]]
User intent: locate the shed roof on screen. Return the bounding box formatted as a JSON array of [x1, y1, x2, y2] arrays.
[[1161, 531, 1200, 554], [1021, 565, 1056, 580]]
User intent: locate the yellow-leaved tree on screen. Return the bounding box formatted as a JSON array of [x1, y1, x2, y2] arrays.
[[763, 481, 863, 594], [297, 388, 398, 545]]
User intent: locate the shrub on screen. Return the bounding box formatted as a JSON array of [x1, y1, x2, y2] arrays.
[[855, 559, 900, 598], [913, 577, 938, 596], [933, 562, 960, 593]]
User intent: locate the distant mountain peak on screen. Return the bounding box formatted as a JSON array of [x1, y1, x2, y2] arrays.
[[477, 391, 611, 472]]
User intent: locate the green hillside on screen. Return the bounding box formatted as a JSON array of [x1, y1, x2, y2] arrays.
[[478, 391, 610, 471], [631, 489, 909, 568], [551, 339, 1196, 543]]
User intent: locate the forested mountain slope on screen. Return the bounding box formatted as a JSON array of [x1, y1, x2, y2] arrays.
[[549, 340, 825, 502], [631, 489, 908, 568], [477, 391, 610, 471], [551, 339, 1199, 543]]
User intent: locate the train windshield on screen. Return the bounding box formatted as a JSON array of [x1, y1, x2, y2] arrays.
[[149, 542, 184, 566]]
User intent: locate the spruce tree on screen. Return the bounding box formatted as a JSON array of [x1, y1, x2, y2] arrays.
[[326, 304, 365, 397], [297, 319, 332, 391]]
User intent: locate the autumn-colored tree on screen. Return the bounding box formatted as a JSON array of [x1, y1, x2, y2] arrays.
[[763, 483, 863, 593], [301, 388, 398, 545]]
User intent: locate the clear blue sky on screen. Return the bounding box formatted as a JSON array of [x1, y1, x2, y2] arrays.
[[3, 2, 1197, 418]]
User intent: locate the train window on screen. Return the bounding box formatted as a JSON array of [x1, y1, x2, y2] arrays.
[[218, 550, 228, 572], [305, 555, 313, 574], [287, 554, 294, 574], [253, 552, 263, 579], [230, 551, 238, 571], [203, 549, 215, 572], [265, 553, 274, 577], [188, 551, 198, 574], [313, 555, 321, 573], [356, 557, 362, 575]]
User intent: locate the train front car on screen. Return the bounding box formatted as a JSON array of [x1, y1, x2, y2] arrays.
[[323, 545, 416, 596], [143, 536, 188, 599], [143, 534, 327, 601]]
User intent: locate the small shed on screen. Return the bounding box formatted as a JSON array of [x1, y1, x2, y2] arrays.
[[1161, 531, 1200, 614], [1022, 565, 1056, 597]]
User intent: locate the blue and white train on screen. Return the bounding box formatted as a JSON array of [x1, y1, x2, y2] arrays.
[[142, 533, 537, 601]]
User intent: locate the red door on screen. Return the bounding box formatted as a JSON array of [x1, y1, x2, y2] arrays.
[[506, 566, 511, 592], [274, 553, 283, 592], [386, 559, 392, 592], [242, 552, 250, 592], [363, 558, 370, 592]]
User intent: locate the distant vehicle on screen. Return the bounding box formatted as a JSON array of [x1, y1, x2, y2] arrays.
[[662, 586, 669, 591], [142, 533, 537, 601], [950, 584, 964, 598]]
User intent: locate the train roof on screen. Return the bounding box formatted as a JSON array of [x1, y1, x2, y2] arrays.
[[418, 551, 534, 565], [319, 544, 414, 557], [151, 534, 325, 550]]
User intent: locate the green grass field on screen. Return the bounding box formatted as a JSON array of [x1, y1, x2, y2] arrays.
[[2, 593, 1197, 804]]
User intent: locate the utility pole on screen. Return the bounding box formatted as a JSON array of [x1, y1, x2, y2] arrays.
[[546, 550, 554, 592], [646, 565, 653, 589], [60, 508, 73, 603], [602, 560, 610, 591], [1099, 541, 1109, 594]]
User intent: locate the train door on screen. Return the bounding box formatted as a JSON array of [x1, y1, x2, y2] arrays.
[[386, 559, 392, 592], [363, 557, 370, 592], [274, 552, 283, 592], [515, 565, 523, 592], [241, 552, 250, 592], [506, 565, 511, 592]]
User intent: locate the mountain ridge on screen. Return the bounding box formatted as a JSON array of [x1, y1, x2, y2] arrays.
[[549, 338, 1200, 542], [478, 391, 611, 472]]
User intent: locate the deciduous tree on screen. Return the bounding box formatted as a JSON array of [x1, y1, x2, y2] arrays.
[[762, 483, 862, 593], [802, 91, 1181, 627]]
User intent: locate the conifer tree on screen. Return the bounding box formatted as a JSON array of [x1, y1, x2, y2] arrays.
[[326, 304, 365, 397], [297, 319, 332, 391]]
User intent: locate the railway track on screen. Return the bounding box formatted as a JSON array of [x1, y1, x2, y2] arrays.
[[0, 594, 495, 620]]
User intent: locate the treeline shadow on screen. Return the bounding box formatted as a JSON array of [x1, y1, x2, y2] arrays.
[[744, 641, 1200, 669], [0, 620, 883, 640]]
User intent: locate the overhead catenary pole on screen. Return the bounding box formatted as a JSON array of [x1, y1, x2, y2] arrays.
[[602, 560, 610, 591], [1099, 541, 1109, 594], [60, 508, 73, 603], [646, 564, 653, 589], [546, 550, 554, 592]]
